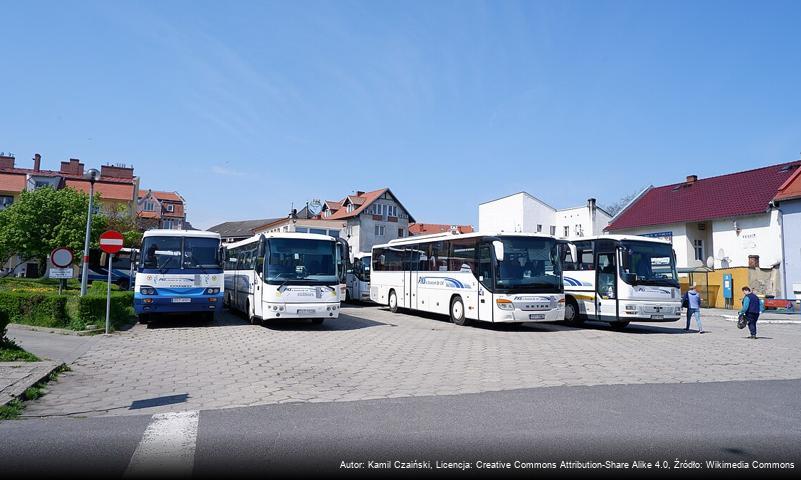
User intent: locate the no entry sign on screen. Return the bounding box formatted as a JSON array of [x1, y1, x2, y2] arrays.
[[99, 230, 124, 254]]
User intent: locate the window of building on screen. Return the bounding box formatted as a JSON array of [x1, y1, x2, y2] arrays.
[[575, 224, 583, 237], [550, 225, 556, 236], [694, 239, 704, 261], [375, 225, 385, 236], [295, 227, 308, 233], [347, 204, 355, 213], [0, 195, 13, 210], [536, 224, 542, 233], [165, 204, 174, 212], [398, 228, 404, 238], [163, 219, 174, 229], [144, 200, 155, 212], [563, 226, 569, 237], [328, 229, 339, 238], [310, 228, 327, 235]]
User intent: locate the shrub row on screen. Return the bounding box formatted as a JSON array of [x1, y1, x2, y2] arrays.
[[0, 289, 134, 332], [0, 309, 9, 340]]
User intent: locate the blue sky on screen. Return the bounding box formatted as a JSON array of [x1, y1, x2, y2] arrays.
[[2, 0, 800, 229]]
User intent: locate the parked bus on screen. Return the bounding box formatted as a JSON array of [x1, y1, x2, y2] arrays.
[[370, 232, 566, 326], [346, 254, 371, 302], [562, 235, 681, 329], [88, 247, 138, 290], [223, 232, 348, 325], [134, 230, 224, 323]]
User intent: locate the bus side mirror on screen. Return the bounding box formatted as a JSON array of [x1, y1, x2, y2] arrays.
[[255, 257, 264, 274], [219, 247, 226, 267], [622, 273, 636, 284], [492, 241, 504, 261]]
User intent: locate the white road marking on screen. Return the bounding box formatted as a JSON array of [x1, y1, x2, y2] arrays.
[[125, 410, 199, 478]]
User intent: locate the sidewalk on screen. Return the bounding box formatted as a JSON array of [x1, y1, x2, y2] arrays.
[[2, 326, 99, 409], [703, 308, 801, 324]]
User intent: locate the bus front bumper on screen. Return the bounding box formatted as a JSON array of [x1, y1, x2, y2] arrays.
[[134, 293, 224, 315], [495, 306, 565, 323], [621, 302, 682, 321], [262, 302, 341, 320]]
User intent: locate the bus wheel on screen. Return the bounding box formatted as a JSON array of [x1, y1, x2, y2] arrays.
[[388, 290, 398, 313], [609, 320, 630, 330], [450, 296, 470, 326], [345, 289, 351, 304], [564, 298, 584, 324]]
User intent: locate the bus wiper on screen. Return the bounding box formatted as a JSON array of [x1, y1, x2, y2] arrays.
[[159, 256, 178, 274]]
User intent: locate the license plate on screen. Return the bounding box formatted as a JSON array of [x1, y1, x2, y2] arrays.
[[651, 314, 664, 320], [171, 298, 191, 303], [297, 309, 316, 314], [529, 314, 545, 320]]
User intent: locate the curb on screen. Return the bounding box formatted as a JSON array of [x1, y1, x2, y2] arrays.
[[0, 361, 63, 408], [8, 323, 103, 336], [719, 315, 801, 325]]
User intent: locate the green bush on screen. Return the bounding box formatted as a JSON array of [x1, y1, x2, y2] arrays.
[[0, 308, 8, 340], [72, 291, 134, 330], [87, 281, 121, 295], [0, 291, 69, 328]]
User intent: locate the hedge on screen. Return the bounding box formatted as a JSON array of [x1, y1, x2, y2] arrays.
[[0, 290, 134, 331], [0, 309, 8, 340], [0, 291, 69, 328]]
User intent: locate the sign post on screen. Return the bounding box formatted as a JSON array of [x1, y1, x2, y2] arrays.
[[99, 231, 124, 335], [49, 248, 74, 295]]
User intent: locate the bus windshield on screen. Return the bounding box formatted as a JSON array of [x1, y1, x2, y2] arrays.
[[620, 241, 678, 287], [141, 236, 222, 270], [355, 256, 371, 281], [266, 238, 337, 284], [496, 237, 562, 293]]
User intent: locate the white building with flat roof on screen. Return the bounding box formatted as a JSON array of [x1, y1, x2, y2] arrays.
[[478, 192, 612, 239]]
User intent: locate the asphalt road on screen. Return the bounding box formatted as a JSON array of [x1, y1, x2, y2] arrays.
[[2, 378, 799, 477]]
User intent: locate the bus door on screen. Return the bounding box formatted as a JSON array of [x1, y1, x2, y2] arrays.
[[476, 241, 495, 322], [594, 241, 619, 322], [253, 237, 266, 319]]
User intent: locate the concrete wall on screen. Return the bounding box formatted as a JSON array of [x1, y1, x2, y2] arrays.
[[480, 193, 608, 237], [711, 212, 782, 269], [479, 193, 529, 233], [781, 199, 801, 299]]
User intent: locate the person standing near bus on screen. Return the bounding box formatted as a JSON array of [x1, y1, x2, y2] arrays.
[[740, 286, 764, 339], [683, 284, 704, 333]]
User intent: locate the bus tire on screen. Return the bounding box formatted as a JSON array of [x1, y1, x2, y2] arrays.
[[610, 320, 630, 330], [345, 289, 351, 303], [247, 301, 259, 325], [564, 298, 584, 324], [388, 290, 398, 313], [450, 296, 470, 326]]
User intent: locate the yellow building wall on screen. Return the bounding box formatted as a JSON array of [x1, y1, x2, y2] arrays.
[[679, 267, 750, 309]]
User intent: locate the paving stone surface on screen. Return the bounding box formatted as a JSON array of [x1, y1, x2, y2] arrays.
[[22, 305, 801, 417]]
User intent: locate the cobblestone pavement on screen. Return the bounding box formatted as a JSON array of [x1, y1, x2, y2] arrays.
[[22, 305, 801, 417]]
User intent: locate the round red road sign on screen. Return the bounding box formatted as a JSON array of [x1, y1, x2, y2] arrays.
[[99, 230, 124, 254], [50, 247, 74, 268]]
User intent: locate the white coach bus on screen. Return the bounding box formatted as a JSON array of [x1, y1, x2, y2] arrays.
[[224, 232, 348, 325], [370, 232, 566, 326], [562, 235, 682, 329], [345, 254, 371, 302]]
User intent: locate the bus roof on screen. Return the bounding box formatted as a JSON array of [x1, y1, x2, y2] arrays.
[[380, 231, 560, 249], [225, 231, 337, 249], [567, 234, 673, 245], [143, 229, 221, 240]]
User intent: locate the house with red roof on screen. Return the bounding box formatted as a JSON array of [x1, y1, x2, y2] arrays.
[[252, 188, 415, 257], [136, 189, 187, 231], [605, 160, 800, 303], [773, 166, 801, 299], [0, 152, 139, 277]]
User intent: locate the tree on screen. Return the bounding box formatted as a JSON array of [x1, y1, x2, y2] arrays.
[[104, 202, 143, 248], [602, 187, 648, 217], [0, 187, 108, 276]]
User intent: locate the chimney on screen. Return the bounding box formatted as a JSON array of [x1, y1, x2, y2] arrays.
[[686, 175, 698, 184], [587, 198, 596, 210], [355, 191, 365, 196], [0, 154, 14, 170], [33, 153, 41, 172], [100, 164, 133, 179], [60, 158, 85, 176]]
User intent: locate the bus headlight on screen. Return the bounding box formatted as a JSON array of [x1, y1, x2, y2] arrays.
[[205, 288, 220, 295], [140, 287, 156, 295], [496, 298, 514, 310]]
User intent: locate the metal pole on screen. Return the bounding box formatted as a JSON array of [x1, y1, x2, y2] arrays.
[[80, 180, 95, 297], [105, 253, 112, 335]]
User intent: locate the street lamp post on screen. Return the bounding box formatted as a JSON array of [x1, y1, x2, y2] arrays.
[[79, 168, 100, 297]]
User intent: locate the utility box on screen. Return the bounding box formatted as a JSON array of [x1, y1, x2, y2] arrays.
[[723, 273, 733, 309]]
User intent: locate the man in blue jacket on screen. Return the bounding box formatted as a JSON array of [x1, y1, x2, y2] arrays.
[[740, 286, 764, 339], [682, 284, 704, 333]]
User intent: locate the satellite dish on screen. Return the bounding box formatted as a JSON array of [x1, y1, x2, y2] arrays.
[[706, 256, 715, 269], [307, 198, 323, 216]]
